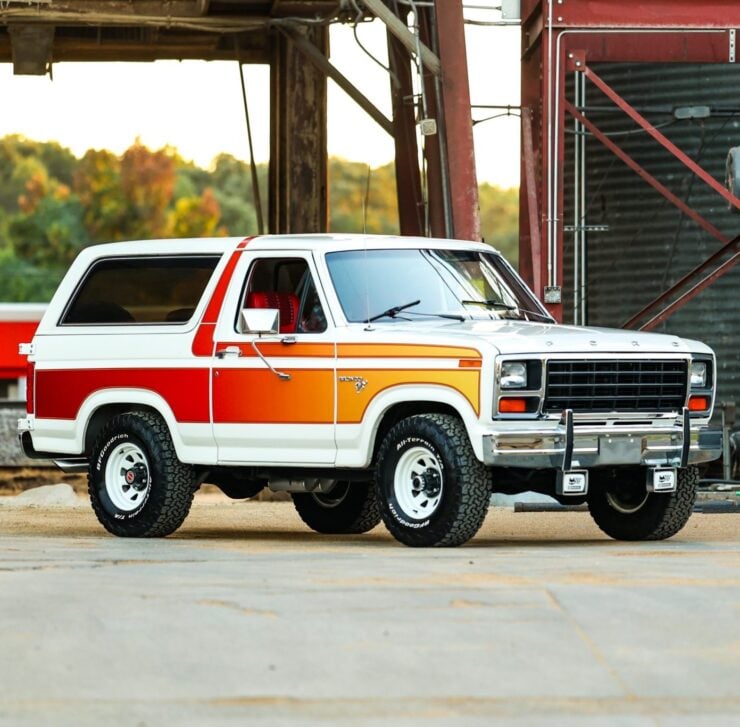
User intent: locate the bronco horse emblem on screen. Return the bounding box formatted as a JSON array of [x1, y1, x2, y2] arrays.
[[338, 375, 368, 393]]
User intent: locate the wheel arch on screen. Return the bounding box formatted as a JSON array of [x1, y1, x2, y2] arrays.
[[78, 389, 187, 459], [361, 384, 483, 467]]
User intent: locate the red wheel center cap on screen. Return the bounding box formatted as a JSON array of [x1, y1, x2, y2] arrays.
[[125, 470, 135, 484]]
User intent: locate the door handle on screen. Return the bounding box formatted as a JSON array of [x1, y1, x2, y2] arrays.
[[216, 346, 242, 359]]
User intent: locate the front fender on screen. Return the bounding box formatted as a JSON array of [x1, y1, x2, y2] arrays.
[[335, 383, 483, 468]]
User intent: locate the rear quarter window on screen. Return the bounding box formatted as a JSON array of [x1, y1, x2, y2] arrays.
[[61, 255, 221, 325]]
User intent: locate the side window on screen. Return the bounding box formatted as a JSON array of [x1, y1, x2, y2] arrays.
[[62, 255, 220, 325], [241, 258, 327, 334]]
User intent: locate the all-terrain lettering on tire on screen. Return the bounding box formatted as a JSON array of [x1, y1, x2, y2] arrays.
[[376, 414, 491, 547]]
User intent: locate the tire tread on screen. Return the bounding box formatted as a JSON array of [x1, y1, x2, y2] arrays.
[[376, 413, 491, 547], [89, 411, 195, 537]]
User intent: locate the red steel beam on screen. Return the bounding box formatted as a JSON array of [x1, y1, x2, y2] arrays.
[[521, 107, 543, 297], [564, 101, 729, 246], [624, 235, 740, 331], [582, 64, 740, 211], [387, 21, 424, 237], [434, 0, 480, 241], [541, 0, 740, 28]]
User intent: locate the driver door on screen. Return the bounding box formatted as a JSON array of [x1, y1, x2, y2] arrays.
[[211, 252, 336, 464]]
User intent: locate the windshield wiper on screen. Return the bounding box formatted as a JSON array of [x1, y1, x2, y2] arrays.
[[403, 310, 466, 322], [461, 299, 555, 323], [461, 299, 517, 311], [367, 299, 421, 322]]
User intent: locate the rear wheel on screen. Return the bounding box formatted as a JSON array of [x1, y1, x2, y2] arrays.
[[89, 411, 196, 537], [375, 413, 491, 547], [587, 465, 698, 541], [292, 481, 381, 534]]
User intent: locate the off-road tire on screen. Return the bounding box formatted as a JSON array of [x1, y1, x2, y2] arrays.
[[292, 481, 381, 534], [375, 413, 491, 547], [89, 411, 196, 537], [587, 465, 699, 541]]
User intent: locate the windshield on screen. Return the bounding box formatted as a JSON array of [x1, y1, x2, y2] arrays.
[[325, 248, 553, 323]]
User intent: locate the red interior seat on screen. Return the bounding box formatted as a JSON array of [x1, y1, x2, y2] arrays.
[[245, 291, 299, 333]]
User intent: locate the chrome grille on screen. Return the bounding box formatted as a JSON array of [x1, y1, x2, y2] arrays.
[[544, 359, 688, 413]]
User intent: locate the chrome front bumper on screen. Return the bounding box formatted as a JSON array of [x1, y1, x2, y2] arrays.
[[482, 411, 722, 469]]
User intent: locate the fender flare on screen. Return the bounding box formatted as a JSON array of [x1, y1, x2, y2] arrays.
[[76, 388, 193, 461], [354, 383, 483, 466]]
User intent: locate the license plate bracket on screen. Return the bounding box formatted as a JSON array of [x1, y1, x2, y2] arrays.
[[556, 470, 589, 496], [647, 467, 677, 493]]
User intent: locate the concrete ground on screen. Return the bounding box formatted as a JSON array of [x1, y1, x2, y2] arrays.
[[0, 492, 739, 726]]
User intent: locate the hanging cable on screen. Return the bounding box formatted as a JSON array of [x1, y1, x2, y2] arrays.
[[237, 60, 264, 235]]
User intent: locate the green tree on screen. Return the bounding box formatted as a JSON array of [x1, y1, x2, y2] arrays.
[[0, 247, 64, 301], [74, 149, 127, 242], [10, 192, 89, 269], [120, 141, 176, 239], [479, 183, 519, 264], [167, 188, 225, 238], [329, 158, 399, 234]]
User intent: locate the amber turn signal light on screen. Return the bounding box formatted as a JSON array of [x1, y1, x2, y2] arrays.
[[499, 397, 527, 413], [688, 395, 709, 412]]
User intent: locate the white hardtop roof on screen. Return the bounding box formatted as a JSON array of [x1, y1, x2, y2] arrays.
[[74, 234, 499, 261]]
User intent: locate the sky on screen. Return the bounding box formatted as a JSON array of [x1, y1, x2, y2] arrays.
[[0, 9, 521, 187]]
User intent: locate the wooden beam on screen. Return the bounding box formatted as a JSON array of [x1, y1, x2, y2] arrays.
[[279, 24, 392, 135], [269, 26, 328, 233]]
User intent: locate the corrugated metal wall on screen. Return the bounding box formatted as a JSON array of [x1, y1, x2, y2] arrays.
[[563, 63, 740, 407]]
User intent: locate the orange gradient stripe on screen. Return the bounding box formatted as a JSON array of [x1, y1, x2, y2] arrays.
[[215, 342, 335, 358], [213, 368, 334, 423], [338, 369, 480, 422], [337, 343, 481, 359]]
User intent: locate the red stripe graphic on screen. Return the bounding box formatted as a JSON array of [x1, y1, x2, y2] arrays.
[[35, 368, 211, 422]]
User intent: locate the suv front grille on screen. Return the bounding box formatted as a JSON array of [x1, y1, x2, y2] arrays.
[[544, 359, 688, 414]]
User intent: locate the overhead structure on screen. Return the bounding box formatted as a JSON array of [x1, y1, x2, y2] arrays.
[[0, 0, 480, 240], [519, 0, 740, 327]]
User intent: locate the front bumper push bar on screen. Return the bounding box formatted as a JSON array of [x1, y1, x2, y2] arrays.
[[483, 408, 722, 469]]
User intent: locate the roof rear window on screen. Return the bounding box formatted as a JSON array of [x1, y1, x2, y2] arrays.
[[61, 255, 221, 325]]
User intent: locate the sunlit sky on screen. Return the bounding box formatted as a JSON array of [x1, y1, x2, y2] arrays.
[[0, 14, 521, 187]]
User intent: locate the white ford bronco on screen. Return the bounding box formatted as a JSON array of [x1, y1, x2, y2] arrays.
[[18, 234, 721, 546]]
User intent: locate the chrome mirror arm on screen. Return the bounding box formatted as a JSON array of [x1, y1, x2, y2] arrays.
[[251, 337, 291, 381]]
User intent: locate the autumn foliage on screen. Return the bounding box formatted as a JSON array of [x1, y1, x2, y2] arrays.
[[0, 135, 518, 301]]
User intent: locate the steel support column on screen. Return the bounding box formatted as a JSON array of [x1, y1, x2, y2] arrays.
[[432, 0, 479, 241], [387, 21, 424, 237], [269, 26, 327, 234]]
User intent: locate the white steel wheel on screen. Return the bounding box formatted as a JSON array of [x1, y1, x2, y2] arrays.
[[104, 441, 151, 512], [393, 445, 444, 520]]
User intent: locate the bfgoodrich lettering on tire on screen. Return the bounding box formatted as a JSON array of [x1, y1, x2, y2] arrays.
[[375, 413, 491, 547], [587, 465, 699, 541], [89, 411, 196, 537]]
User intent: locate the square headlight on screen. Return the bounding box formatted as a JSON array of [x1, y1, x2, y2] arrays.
[[501, 361, 528, 389], [690, 361, 707, 388]]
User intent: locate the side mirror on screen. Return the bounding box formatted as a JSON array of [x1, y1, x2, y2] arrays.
[[240, 308, 279, 335]]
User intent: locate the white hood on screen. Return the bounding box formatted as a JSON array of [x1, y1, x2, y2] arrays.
[[372, 319, 712, 356]]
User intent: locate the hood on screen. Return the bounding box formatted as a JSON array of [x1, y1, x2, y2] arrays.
[[372, 319, 711, 356]]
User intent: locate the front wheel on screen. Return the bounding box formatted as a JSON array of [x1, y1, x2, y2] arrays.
[[375, 414, 491, 547], [89, 411, 196, 537], [587, 465, 699, 541], [292, 481, 381, 534]]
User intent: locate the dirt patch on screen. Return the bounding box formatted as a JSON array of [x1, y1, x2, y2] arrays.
[[0, 467, 87, 494]]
